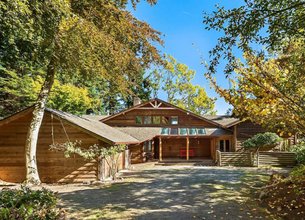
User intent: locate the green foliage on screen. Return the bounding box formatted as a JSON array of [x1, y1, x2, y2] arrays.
[[290, 141, 305, 165], [242, 132, 282, 150], [209, 41, 305, 134], [0, 0, 163, 117], [290, 165, 305, 182], [0, 186, 63, 220], [151, 55, 216, 115], [50, 142, 126, 180], [203, 0, 305, 75], [204, 1, 305, 134]]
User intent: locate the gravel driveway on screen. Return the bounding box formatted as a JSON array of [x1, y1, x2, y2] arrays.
[[50, 163, 284, 220]]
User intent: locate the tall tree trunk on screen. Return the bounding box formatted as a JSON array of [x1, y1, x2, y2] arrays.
[[24, 58, 57, 185]]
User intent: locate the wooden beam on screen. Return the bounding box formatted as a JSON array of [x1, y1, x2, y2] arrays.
[[186, 137, 189, 161], [151, 140, 155, 159], [138, 107, 176, 110], [159, 136, 162, 161], [233, 125, 237, 151]]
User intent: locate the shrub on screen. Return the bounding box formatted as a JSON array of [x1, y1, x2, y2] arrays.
[[290, 141, 305, 165], [0, 186, 64, 220], [242, 132, 282, 151], [290, 165, 305, 182]]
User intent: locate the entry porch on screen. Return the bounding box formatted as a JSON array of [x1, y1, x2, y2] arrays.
[[152, 136, 217, 161]]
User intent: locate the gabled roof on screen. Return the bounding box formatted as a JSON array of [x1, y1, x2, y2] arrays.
[[116, 127, 161, 142], [0, 106, 138, 145], [101, 98, 222, 127], [82, 115, 109, 121], [204, 115, 241, 128], [46, 109, 139, 144]]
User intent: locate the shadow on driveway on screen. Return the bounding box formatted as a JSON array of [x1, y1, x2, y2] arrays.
[[59, 166, 273, 219]]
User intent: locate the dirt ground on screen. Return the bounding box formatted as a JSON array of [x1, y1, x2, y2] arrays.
[[1, 164, 290, 219]]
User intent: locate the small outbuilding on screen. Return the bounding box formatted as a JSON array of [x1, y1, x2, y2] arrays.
[[0, 107, 137, 183]]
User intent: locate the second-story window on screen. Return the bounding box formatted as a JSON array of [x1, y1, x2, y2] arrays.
[[143, 116, 152, 124], [135, 116, 142, 124], [152, 116, 161, 124], [170, 116, 179, 125]]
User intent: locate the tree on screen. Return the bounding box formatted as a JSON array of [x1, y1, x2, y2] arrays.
[[152, 55, 216, 115], [0, 70, 100, 117], [0, 0, 163, 184], [203, 0, 305, 134], [203, 0, 305, 75], [242, 132, 282, 152], [209, 42, 305, 135]]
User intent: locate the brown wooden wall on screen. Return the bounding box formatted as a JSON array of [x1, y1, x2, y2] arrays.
[[129, 144, 144, 164], [103, 108, 217, 128], [160, 137, 211, 158], [235, 121, 266, 151], [0, 111, 107, 183]]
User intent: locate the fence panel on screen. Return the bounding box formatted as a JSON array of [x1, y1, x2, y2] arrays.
[[217, 151, 253, 167], [258, 152, 296, 167]]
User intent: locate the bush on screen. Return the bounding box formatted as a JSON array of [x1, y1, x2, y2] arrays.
[[242, 132, 282, 151], [290, 141, 305, 165], [290, 165, 305, 182], [0, 186, 64, 220]]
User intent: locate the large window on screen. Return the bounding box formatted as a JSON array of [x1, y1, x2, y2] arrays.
[[179, 128, 188, 135], [160, 127, 206, 136], [143, 116, 152, 124], [161, 116, 170, 124], [161, 127, 170, 135], [197, 128, 206, 135], [144, 141, 152, 152], [188, 128, 197, 135], [170, 116, 179, 125], [170, 128, 178, 135], [135, 116, 171, 125], [152, 116, 161, 124], [135, 116, 142, 124], [219, 140, 230, 152]]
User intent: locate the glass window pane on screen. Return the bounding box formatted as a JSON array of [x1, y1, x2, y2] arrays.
[[135, 116, 142, 124], [179, 128, 187, 135], [170, 128, 178, 135], [152, 116, 161, 124], [220, 140, 224, 152], [188, 128, 197, 135], [197, 128, 206, 135], [225, 140, 230, 151], [161, 128, 169, 135], [170, 116, 178, 125], [143, 116, 152, 124], [161, 116, 169, 124]]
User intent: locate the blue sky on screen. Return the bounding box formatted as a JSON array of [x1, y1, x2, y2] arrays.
[[128, 0, 244, 114]]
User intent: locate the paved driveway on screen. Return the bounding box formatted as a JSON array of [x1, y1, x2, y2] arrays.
[[56, 164, 279, 219]]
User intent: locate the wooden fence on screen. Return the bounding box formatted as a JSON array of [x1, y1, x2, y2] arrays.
[[258, 152, 296, 167], [217, 150, 296, 167], [216, 151, 253, 167]]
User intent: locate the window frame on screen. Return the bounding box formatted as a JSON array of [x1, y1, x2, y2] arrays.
[[143, 116, 152, 124], [219, 139, 230, 152], [170, 116, 179, 125], [135, 116, 142, 124]]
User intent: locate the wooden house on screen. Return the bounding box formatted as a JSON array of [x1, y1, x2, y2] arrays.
[[0, 98, 270, 183], [100, 98, 266, 163]]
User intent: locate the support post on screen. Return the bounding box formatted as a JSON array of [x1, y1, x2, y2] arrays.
[[186, 137, 189, 161], [233, 125, 237, 151], [217, 150, 222, 166], [159, 136, 162, 161], [151, 140, 155, 159]]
